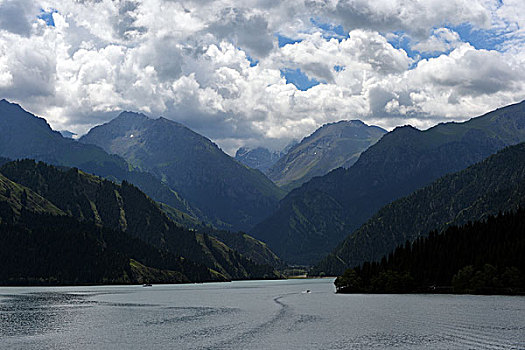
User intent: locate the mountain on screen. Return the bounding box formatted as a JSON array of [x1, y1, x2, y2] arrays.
[[80, 111, 285, 231], [334, 208, 525, 294], [0, 160, 279, 281], [59, 130, 76, 139], [0, 99, 199, 224], [0, 99, 133, 178], [314, 141, 525, 275], [0, 172, 64, 218], [235, 147, 282, 173], [0, 173, 216, 285], [0, 100, 283, 271], [267, 120, 386, 190], [252, 101, 525, 265], [207, 230, 283, 268]]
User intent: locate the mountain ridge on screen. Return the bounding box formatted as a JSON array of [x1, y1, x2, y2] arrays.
[[0, 159, 279, 280], [313, 141, 525, 275], [80, 110, 285, 231], [252, 100, 525, 265], [267, 119, 386, 191]]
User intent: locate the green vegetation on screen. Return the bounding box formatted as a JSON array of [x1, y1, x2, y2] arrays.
[[208, 229, 283, 268], [0, 208, 217, 285], [335, 209, 524, 294], [314, 142, 525, 275], [0, 173, 64, 218], [253, 100, 525, 265], [0, 160, 280, 284]]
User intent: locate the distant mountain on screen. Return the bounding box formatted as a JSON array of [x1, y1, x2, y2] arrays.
[[314, 142, 525, 275], [267, 120, 386, 190], [80, 111, 285, 231], [235, 147, 282, 173], [0, 160, 279, 281], [252, 101, 525, 265], [334, 208, 525, 294], [0, 99, 199, 224], [59, 130, 77, 139]]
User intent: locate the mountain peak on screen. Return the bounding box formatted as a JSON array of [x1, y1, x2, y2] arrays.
[[267, 119, 387, 190], [393, 124, 419, 131], [155, 116, 184, 127], [0, 99, 23, 112], [80, 112, 284, 231], [115, 111, 150, 121], [235, 146, 281, 173]]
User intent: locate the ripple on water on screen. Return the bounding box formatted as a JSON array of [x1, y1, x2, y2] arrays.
[[0, 282, 523, 350], [0, 292, 95, 338], [144, 306, 239, 326]]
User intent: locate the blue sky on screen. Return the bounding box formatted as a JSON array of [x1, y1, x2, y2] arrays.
[[38, 8, 57, 27]]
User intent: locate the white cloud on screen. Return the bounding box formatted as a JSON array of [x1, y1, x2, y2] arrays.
[[0, 0, 524, 155], [412, 28, 462, 53], [327, 0, 492, 38]]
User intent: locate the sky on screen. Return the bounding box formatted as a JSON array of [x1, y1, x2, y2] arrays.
[[0, 0, 524, 154]]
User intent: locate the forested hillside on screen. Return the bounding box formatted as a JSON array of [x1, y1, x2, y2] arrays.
[[335, 209, 525, 294], [0, 160, 279, 282], [314, 142, 525, 275]]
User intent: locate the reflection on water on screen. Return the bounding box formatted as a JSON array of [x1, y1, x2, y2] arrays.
[[0, 292, 95, 337], [0, 279, 523, 349]]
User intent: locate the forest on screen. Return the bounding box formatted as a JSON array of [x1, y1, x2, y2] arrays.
[[335, 208, 525, 294]]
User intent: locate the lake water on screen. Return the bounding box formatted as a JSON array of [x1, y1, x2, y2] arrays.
[[0, 278, 523, 349]]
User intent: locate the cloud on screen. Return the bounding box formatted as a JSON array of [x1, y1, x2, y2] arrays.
[[0, 0, 524, 155], [412, 28, 462, 54], [206, 7, 274, 58], [0, 0, 39, 36], [328, 0, 491, 38]]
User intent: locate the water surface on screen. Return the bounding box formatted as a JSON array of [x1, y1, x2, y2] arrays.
[[1, 279, 523, 349]]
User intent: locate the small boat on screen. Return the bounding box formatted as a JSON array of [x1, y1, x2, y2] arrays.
[[143, 283, 152, 287]]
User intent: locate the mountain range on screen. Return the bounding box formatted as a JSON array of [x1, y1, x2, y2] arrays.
[[0, 159, 279, 284], [0, 100, 284, 265], [2, 97, 524, 287], [313, 141, 525, 275], [267, 120, 386, 190], [0, 99, 198, 223], [80, 111, 285, 232], [251, 100, 525, 265], [235, 147, 283, 173]]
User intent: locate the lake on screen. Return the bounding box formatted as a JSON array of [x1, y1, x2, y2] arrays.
[[0, 278, 523, 349]]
